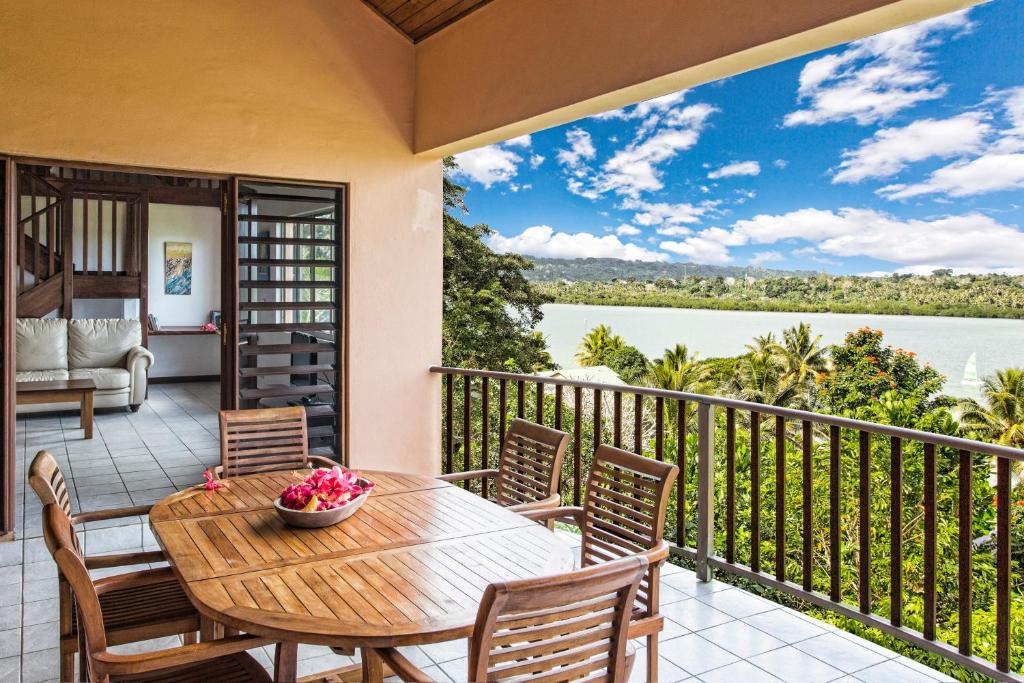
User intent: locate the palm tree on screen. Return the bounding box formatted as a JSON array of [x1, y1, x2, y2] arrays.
[[959, 368, 1024, 448], [779, 323, 828, 388], [648, 344, 711, 394], [727, 335, 800, 407], [575, 324, 624, 366]]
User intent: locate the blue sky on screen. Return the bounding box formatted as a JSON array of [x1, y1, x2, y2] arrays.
[[451, 1, 1024, 275]]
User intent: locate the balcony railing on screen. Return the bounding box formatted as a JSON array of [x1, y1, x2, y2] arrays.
[[430, 365, 1024, 682]]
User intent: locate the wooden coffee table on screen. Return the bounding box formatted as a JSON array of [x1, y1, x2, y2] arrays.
[[16, 379, 97, 439]]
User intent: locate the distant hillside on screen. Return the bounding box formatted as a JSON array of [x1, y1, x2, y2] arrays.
[[524, 257, 817, 282]]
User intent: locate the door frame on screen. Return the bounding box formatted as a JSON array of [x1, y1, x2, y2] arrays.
[[1, 158, 16, 540], [0, 155, 352, 540], [225, 176, 350, 464]]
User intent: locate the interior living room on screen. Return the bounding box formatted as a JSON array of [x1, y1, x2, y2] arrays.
[[11, 164, 344, 534]]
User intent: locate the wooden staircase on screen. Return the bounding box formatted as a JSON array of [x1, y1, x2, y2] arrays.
[[15, 172, 66, 318], [15, 168, 150, 327]]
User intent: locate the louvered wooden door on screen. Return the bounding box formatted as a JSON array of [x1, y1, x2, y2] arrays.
[[225, 180, 346, 462]]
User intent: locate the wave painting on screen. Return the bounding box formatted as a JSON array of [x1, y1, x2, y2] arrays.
[[164, 241, 192, 295]]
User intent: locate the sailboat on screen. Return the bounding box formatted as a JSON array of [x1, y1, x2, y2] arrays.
[[963, 352, 982, 387]]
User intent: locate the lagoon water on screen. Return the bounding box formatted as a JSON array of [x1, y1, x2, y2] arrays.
[[537, 303, 1024, 399]]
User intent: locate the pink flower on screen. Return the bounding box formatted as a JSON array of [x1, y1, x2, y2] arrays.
[[280, 483, 315, 510], [202, 469, 225, 491], [280, 466, 374, 512]]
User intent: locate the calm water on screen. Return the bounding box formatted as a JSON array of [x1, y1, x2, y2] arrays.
[[537, 303, 1024, 399]]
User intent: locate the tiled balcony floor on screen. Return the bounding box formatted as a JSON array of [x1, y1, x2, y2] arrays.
[[2, 382, 955, 683]]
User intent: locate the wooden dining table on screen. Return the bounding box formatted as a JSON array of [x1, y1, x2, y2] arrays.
[[149, 469, 575, 682]]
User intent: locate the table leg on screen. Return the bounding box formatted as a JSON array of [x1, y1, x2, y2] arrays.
[[361, 647, 384, 683], [274, 642, 298, 683], [81, 391, 93, 440]]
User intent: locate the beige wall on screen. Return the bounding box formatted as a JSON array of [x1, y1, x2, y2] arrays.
[[0, 0, 443, 474], [415, 0, 978, 155]]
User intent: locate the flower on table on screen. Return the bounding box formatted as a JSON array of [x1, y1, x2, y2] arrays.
[[202, 469, 225, 490], [280, 466, 374, 512]]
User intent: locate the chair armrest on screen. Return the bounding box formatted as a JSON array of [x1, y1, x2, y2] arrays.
[[507, 493, 561, 513], [71, 504, 152, 524], [93, 566, 181, 596], [437, 469, 499, 483], [520, 505, 585, 528], [92, 634, 273, 676], [85, 550, 165, 570], [641, 540, 670, 567], [126, 345, 155, 372], [307, 455, 340, 469], [372, 648, 433, 683]]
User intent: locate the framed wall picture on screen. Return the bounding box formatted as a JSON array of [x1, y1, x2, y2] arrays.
[[164, 241, 193, 295]]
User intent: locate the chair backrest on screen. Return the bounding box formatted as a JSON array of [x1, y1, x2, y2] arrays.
[[581, 444, 678, 619], [29, 450, 73, 518], [494, 418, 569, 507], [468, 555, 647, 683], [220, 407, 309, 477], [41, 503, 108, 680]]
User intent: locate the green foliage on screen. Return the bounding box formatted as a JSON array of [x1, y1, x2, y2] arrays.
[[594, 344, 650, 384], [575, 324, 624, 366], [817, 327, 948, 416], [536, 271, 1024, 319], [959, 368, 1024, 448], [442, 158, 554, 372]]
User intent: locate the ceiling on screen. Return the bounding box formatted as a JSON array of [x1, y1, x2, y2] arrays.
[[362, 0, 494, 42]]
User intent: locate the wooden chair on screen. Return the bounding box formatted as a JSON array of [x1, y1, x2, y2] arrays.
[[522, 444, 679, 683], [29, 450, 201, 683], [372, 555, 648, 683], [217, 406, 336, 478], [41, 503, 276, 683], [439, 418, 569, 515]]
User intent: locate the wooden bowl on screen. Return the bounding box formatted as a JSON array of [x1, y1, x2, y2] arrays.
[[273, 488, 371, 528]]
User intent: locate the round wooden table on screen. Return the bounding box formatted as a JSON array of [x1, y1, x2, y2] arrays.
[[149, 469, 575, 682]]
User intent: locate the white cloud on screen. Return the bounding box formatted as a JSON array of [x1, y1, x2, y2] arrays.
[[834, 112, 990, 183], [529, 154, 545, 169], [749, 251, 783, 266], [708, 160, 761, 179], [569, 103, 718, 199], [729, 207, 1024, 271], [622, 198, 716, 228], [615, 224, 642, 236], [784, 10, 972, 127], [489, 225, 668, 262], [452, 145, 523, 188], [874, 89, 1024, 199], [658, 227, 747, 264], [556, 128, 597, 173], [655, 226, 692, 237], [879, 153, 1024, 199], [504, 134, 532, 147], [773, 159, 789, 169]]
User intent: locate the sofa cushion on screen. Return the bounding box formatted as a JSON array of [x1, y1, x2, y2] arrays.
[[70, 368, 131, 391], [16, 369, 70, 383], [16, 319, 69, 371], [68, 319, 142, 370]]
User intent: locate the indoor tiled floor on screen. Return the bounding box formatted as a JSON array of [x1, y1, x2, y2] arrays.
[[1, 382, 955, 682]]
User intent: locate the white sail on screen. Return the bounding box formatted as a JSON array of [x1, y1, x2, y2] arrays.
[[963, 352, 981, 386]]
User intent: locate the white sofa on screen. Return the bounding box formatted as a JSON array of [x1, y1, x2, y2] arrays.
[[16, 318, 154, 413]]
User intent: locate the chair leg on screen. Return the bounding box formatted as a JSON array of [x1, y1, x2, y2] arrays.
[[274, 642, 298, 683], [646, 633, 659, 682]]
